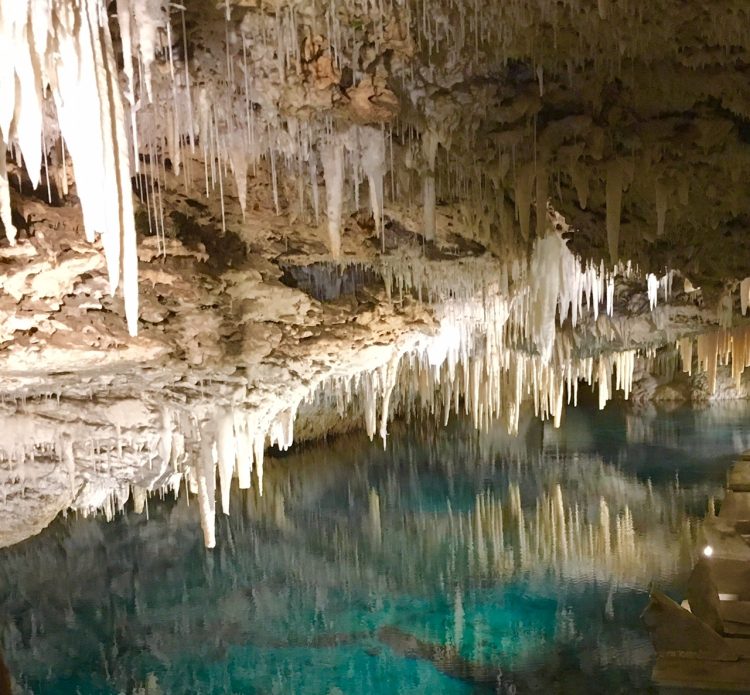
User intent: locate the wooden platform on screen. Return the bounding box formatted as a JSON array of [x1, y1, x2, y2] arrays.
[[648, 452, 750, 692], [707, 559, 750, 601], [719, 601, 750, 637], [728, 461, 750, 493], [654, 656, 750, 692]]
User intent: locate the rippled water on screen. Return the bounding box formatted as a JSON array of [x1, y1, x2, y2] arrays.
[[2, 401, 749, 694]]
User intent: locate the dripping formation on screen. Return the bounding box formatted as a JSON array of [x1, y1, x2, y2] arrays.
[[1, 230, 745, 548]]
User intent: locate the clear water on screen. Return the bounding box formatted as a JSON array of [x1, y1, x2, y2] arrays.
[[2, 400, 749, 694]]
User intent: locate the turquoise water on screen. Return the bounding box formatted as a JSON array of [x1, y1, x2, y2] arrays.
[[2, 401, 749, 694]]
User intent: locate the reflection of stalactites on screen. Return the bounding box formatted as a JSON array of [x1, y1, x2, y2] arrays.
[[554, 484, 567, 560], [599, 498, 611, 559], [616, 505, 635, 561], [474, 494, 487, 574], [421, 475, 700, 587], [453, 586, 464, 649], [368, 488, 382, 548], [273, 493, 288, 532], [510, 484, 528, 568]]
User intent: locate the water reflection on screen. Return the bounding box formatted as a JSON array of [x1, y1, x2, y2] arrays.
[[1, 402, 748, 694]]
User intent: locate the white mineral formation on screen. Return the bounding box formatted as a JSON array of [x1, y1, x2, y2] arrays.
[[1, 0, 140, 334]]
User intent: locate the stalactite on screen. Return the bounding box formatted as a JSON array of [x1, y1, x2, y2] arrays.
[[677, 336, 693, 375], [0, 133, 16, 243], [741, 278, 750, 316], [718, 288, 734, 328], [569, 158, 589, 209], [647, 273, 659, 310], [12, 2, 44, 190], [101, 5, 140, 337], [131, 0, 163, 103], [696, 331, 719, 395], [360, 126, 386, 246], [320, 136, 345, 260], [229, 132, 249, 218]]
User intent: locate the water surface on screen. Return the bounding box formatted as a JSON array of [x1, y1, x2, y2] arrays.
[[2, 401, 749, 694]]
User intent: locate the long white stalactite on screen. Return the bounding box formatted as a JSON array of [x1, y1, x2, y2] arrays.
[[1, 0, 140, 335]]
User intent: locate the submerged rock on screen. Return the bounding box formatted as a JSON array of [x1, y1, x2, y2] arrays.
[[377, 625, 507, 691]]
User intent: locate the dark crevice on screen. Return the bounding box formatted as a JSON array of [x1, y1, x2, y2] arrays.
[[279, 262, 382, 302]]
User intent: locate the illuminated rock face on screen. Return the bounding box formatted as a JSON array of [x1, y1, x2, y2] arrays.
[[2, 0, 750, 546]]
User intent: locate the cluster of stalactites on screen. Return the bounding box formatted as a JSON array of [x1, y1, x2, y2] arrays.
[[675, 325, 750, 395], [0, 405, 190, 528], [114, 0, 396, 259], [191, 409, 274, 548], [1, 0, 140, 335], [187, 235, 647, 547], [388, 341, 636, 434], [261, 233, 640, 464], [0, 0, 687, 344], [646, 270, 675, 311], [380, 232, 634, 353], [0, 0, 398, 336], [306, 246, 639, 443], [428, 133, 692, 267]]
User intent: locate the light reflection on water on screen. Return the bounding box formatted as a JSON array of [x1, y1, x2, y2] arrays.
[[1, 400, 749, 694]]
